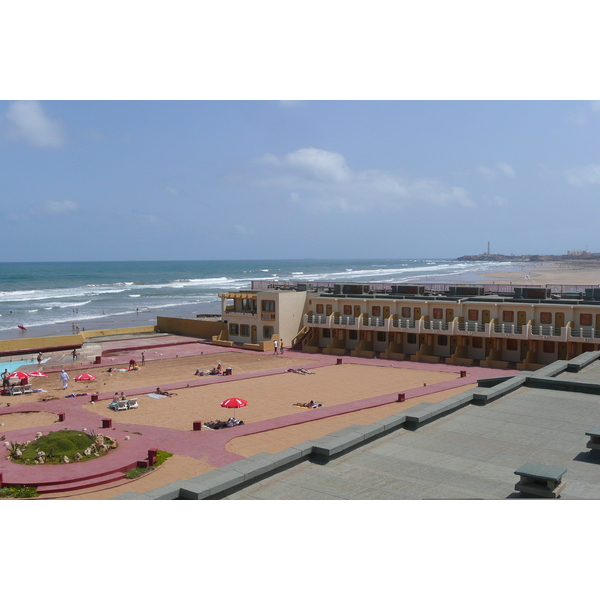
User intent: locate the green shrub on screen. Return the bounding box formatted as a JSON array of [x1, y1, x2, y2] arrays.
[[124, 450, 173, 479], [0, 486, 39, 498]]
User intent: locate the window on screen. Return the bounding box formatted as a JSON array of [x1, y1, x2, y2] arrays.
[[468, 310, 479, 321], [503, 311, 514, 323], [506, 339, 518, 351], [372, 306, 381, 317], [242, 298, 254, 312], [407, 333, 417, 344], [472, 337, 483, 348], [263, 326, 274, 339], [377, 331, 387, 342], [540, 312, 552, 325], [433, 308, 443, 320], [322, 328, 331, 338], [229, 323, 239, 335], [349, 330, 358, 340], [437, 335, 448, 346], [261, 300, 276, 312], [402, 307, 411, 318], [580, 313, 593, 326], [316, 304, 324, 314], [343, 305, 352, 315], [240, 324, 250, 337], [543, 341, 555, 353]]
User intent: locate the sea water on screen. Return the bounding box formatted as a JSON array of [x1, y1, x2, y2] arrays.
[[0, 258, 516, 338]]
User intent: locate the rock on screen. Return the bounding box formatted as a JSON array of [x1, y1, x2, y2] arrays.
[[63, 456, 70, 463], [84, 447, 92, 456], [74, 453, 82, 461], [124, 436, 130, 440]]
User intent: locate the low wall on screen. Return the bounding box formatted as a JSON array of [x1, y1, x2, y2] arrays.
[[157, 317, 225, 340], [0, 325, 156, 356]]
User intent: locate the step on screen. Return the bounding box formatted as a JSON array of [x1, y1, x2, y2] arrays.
[[36, 471, 125, 494]]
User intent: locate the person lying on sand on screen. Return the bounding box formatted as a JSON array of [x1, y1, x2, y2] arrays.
[[156, 387, 177, 397], [287, 368, 315, 375], [293, 400, 323, 408]]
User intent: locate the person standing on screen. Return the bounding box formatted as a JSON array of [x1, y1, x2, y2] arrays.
[[273, 339, 278, 355], [72, 349, 77, 361], [60, 370, 70, 389], [141, 351, 145, 366], [37, 352, 43, 366], [280, 339, 284, 355], [2, 369, 9, 389]]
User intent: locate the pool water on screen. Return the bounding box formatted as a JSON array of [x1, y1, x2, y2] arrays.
[[0, 359, 40, 373]]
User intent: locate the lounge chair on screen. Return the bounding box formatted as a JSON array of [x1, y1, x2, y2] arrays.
[[23, 384, 33, 394], [10, 386, 24, 395], [115, 399, 129, 411], [127, 398, 139, 409]]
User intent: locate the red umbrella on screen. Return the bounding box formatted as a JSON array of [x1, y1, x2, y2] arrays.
[[8, 372, 29, 380], [221, 397, 248, 418], [74, 373, 97, 381], [27, 371, 49, 378]]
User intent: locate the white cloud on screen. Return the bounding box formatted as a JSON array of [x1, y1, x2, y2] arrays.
[[42, 200, 77, 213], [234, 224, 253, 235], [3, 101, 66, 148], [256, 148, 474, 212], [477, 162, 516, 179], [566, 164, 600, 186]]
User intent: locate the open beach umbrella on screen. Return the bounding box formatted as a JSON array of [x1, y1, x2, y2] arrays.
[[74, 373, 97, 381], [221, 397, 248, 418], [27, 371, 49, 378], [8, 372, 29, 380]]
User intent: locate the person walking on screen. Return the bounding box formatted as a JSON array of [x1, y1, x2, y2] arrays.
[[273, 339, 278, 355], [280, 339, 284, 355], [72, 349, 77, 361], [60, 370, 70, 389], [37, 352, 43, 366]]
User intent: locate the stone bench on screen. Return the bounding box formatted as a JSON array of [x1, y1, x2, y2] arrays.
[[585, 427, 600, 454], [514, 462, 566, 498]]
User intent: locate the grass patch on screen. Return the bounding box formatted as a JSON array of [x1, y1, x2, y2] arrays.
[[0, 486, 39, 498], [125, 450, 173, 479], [8, 430, 117, 465]]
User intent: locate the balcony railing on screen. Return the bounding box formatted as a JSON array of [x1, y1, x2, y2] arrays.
[[391, 319, 415, 328], [494, 324, 523, 335], [334, 316, 356, 325], [530, 325, 561, 337], [306, 314, 328, 324], [261, 312, 276, 321], [362, 317, 385, 327], [457, 322, 486, 332]]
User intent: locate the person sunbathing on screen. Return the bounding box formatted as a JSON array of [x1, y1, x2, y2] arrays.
[[293, 400, 323, 408], [156, 387, 177, 397]]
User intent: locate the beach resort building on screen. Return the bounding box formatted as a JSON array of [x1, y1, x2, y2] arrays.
[[218, 282, 600, 369]]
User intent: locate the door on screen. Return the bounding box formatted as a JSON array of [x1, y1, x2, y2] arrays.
[[354, 305, 361, 317], [482, 310, 491, 324], [326, 304, 332, 316], [556, 312, 565, 329], [251, 325, 257, 344], [383, 306, 390, 319], [414, 307, 422, 321], [517, 311, 527, 326], [558, 342, 567, 360], [446, 308, 454, 322]]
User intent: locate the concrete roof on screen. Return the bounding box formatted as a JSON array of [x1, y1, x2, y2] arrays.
[[222, 365, 600, 500]]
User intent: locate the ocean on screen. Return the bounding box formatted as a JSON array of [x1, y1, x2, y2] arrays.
[[0, 259, 517, 340]]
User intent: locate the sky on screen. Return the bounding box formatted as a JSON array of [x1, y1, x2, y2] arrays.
[[3, 3, 600, 263], [3, 99, 600, 261]]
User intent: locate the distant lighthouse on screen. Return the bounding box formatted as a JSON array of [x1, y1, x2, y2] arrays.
[[487, 241, 490, 255]]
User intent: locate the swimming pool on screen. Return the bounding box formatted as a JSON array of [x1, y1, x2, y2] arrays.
[[0, 358, 40, 373]]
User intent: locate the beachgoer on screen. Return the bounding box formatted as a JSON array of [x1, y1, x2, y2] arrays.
[[37, 352, 43, 365], [2, 369, 9, 389], [120, 392, 126, 401], [194, 368, 202, 376], [72, 349, 77, 361], [60, 370, 70, 389], [129, 359, 136, 369], [113, 392, 119, 402], [280, 339, 284, 355], [273, 339, 278, 355], [141, 351, 145, 366]]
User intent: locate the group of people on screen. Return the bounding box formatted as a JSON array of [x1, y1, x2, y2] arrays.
[[195, 362, 224, 376], [205, 417, 244, 429], [273, 339, 284, 355]]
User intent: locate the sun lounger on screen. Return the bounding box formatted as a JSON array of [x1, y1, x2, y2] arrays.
[[10, 386, 24, 395], [115, 399, 129, 411], [23, 384, 33, 394], [108, 401, 118, 410], [127, 398, 139, 409]]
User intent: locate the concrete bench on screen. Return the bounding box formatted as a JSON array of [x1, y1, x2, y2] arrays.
[[514, 462, 566, 498], [585, 427, 600, 454]]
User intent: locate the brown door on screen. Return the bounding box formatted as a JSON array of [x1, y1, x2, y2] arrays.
[[354, 305, 361, 318], [446, 308, 454, 322], [558, 342, 567, 360], [521, 341, 529, 360], [482, 310, 491, 324], [383, 306, 390, 319], [326, 304, 332, 316], [414, 307, 422, 320], [556, 312, 565, 329], [517, 311, 527, 326], [251, 325, 257, 344]]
